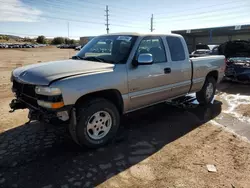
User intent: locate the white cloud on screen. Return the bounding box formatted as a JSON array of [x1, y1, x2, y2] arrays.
[[0, 0, 42, 22]]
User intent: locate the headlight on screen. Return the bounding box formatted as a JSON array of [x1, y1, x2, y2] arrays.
[[35, 86, 62, 96]]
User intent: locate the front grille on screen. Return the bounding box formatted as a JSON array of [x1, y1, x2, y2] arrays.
[[13, 79, 38, 108], [13, 79, 23, 93], [23, 84, 36, 97], [37, 94, 63, 102]]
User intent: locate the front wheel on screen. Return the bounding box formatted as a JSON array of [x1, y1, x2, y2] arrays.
[[196, 77, 216, 105], [74, 98, 120, 148]]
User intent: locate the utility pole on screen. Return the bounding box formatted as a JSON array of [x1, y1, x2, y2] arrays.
[[67, 22, 70, 58], [67, 22, 69, 38], [105, 5, 110, 34], [150, 14, 154, 32]]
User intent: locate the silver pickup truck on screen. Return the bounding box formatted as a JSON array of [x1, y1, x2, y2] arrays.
[[10, 33, 225, 148]]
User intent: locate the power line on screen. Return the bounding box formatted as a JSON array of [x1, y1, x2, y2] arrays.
[[4, 9, 248, 32], [28, 0, 150, 16], [156, 5, 247, 21], [68, 19, 147, 29], [35, 0, 249, 25], [7, 0, 244, 27], [2, 10, 105, 25], [3, 6, 248, 30], [73, 0, 244, 16], [2, 9, 148, 30], [109, 17, 148, 25], [155, 10, 249, 23], [46, 1, 149, 24], [39, 0, 104, 10], [0, 31, 59, 38], [1, 0, 149, 26], [43, 0, 155, 18], [73, 0, 243, 16], [2, 0, 248, 34], [1, 0, 245, 20], [155, 0, 244, 16], [72, 0, 152, 14], [72, 0, 106, 7], [164, 13, 250, 30], [0, 0, 104, 21], [110, 24, 147, 29]]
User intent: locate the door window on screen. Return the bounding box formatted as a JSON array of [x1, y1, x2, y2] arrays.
[[136, 37, 167, 63], [166, 36, 186, 61]]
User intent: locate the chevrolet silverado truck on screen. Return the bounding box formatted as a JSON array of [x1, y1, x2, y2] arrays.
[[9, 33, 225, 148]]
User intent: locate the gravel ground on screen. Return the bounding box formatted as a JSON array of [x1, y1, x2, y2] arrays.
[[0, 48, 250, 188]]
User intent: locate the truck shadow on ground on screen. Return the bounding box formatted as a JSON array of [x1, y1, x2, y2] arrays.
[[0, 100, 222, 188]]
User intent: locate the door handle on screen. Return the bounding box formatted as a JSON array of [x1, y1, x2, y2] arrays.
[[164, 68, 171, 74]]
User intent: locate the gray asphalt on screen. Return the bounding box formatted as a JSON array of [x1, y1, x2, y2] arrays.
[[216, 82, 250, 141]]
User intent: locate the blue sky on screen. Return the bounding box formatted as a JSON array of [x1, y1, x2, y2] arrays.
[[0, 0, 249, 39]]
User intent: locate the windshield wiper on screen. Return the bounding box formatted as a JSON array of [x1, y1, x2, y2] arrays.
[[82, 56, 115, 64], [72, 55, 115, 64], [83, 56, 104, 62], [71, 55, 84, 60]]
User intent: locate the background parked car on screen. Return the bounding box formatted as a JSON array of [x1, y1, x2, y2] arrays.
[[0, 43, 46, 49], [219, 40, 250, 83], [75, 45, 82, 50], [60, 44, 78, 49], [0, 44, 8, 48], [190, 49, 211, 57]]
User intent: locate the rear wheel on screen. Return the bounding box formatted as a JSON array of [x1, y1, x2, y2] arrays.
[[196, 77, 216, 105], [74, 98, 120, 148]]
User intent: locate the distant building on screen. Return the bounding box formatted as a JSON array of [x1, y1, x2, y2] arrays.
[[79, 36, 95, 45], [172, 24, 250, 52]]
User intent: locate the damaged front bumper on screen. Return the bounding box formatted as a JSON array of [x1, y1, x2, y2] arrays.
[[9, 98, 73, 124], [9, 98, 79, 144], [9, 99, 26, 112]]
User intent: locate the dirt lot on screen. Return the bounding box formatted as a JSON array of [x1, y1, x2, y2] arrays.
[[0, 47, 250, 188]]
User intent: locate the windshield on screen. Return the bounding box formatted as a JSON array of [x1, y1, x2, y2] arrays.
[[74, 35, 137, 64], [194, 50, 210, 54], [196, 44, 210, 50]]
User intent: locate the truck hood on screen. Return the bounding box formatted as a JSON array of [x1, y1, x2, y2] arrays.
[[12, 60, 115, 85]]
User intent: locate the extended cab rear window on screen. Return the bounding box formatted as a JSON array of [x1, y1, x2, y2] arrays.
[[166, 36, 186, 61]]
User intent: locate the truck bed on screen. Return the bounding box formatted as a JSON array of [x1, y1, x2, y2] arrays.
[[189, 55, 225, 92]]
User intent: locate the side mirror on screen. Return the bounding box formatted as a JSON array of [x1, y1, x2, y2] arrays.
[[137, 53, 153, 65]]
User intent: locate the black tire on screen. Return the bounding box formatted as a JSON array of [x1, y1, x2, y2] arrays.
[[196, 77, 216, 105], [75, 98, 120, 148]]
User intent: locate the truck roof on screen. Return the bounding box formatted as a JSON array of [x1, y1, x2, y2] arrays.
[[100, 32, 182, 38]]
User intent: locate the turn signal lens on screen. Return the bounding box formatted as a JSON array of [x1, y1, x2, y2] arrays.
[[37, 100, 64, 109], [51, 102, 64, 109]]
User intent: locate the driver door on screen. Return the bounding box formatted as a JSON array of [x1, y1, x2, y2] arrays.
[[127, 36, 173, 111]]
